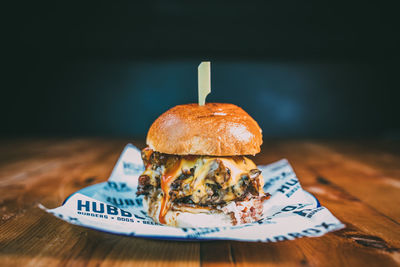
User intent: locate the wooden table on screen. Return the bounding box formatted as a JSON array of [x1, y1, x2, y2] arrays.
[[0, 138, 399, 266]]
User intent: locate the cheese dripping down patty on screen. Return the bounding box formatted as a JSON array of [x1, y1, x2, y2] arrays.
[[137, 147, 267, 224]]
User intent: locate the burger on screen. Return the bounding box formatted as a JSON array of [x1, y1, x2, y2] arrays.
[[136, 103, 270, 227]]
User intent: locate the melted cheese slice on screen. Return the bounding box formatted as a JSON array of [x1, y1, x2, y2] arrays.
[[144, 155, 263, 224]]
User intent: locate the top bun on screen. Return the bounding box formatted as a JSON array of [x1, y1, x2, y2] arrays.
[[146, 103, 262, 156]]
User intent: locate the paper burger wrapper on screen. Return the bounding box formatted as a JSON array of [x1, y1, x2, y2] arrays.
[[41, 144, 344, 242]]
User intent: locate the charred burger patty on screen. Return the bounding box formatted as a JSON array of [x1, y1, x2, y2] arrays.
[[137, 147, 270, 225]]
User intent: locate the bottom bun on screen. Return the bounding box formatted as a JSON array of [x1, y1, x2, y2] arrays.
[[143, 195, 265, 227]]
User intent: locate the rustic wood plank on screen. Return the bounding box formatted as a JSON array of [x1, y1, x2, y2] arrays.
[[319, 140, 400, 184], [231, 140, 400, 267], [288, 141, 399, 222], [0, 139, 123, 225], [0, 138, 101, 169], [200, 241, 235, 267], [232, 241, 307, 267], [1, 139, 399, 266], [0, 208, 199, 267], [0, 139, 199, 267], [257, 140, 400, 221]]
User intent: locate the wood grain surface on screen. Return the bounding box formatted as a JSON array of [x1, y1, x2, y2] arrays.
[[0, 138, 399, 267]]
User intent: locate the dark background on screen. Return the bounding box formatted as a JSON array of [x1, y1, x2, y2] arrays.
[[2, 1, 399, 139]]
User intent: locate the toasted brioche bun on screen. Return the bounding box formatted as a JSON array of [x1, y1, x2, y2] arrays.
[[146, 103, 262, 156], [143, 197, 233, 227]]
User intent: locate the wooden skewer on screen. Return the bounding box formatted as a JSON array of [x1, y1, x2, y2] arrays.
[[198, 61, 211, 106]]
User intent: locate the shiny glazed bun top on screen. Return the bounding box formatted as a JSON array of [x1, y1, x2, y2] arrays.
[[146, 103, 262, 156]]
